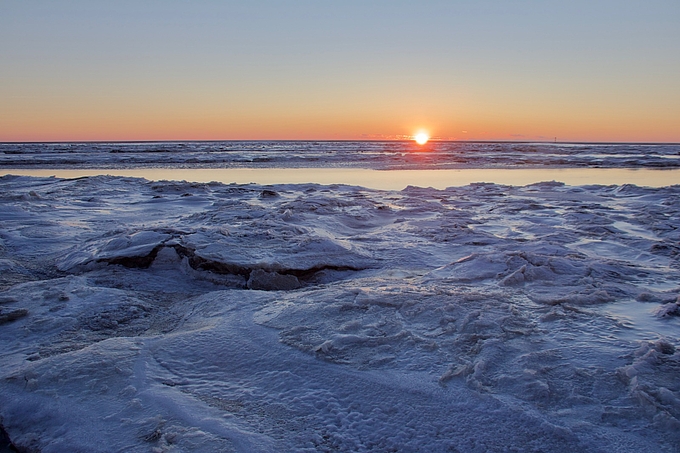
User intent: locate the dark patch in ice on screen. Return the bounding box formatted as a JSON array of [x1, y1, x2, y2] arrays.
[[0, 434, 20, 453], [104, 244, 163, 269], [97, 244, 366, 291], [259, 189, 279, 198], [247, 269, 300, 291], [0, 423, 21, 453], [85, 304, 151, 331], [650, 243, 680, 257], [0, 307, 28, 325]]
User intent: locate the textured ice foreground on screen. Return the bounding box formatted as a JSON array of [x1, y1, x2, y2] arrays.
[[0, 175, 679, 452]]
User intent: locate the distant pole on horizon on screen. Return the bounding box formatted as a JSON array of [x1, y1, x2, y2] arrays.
[[554, 137, 557, 143]]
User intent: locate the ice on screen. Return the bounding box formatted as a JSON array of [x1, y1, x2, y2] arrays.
[[654, 301, 680, 318], [0, 306, 28, 324], [617, 339, 680, 439], [247, 269, 301, 291], [0, 175, 679, 451]]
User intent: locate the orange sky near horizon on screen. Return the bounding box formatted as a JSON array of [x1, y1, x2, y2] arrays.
[[2, 1, 679, 143], [4, 95, 676, 143]]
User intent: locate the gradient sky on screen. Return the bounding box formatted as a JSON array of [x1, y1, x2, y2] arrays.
[[2, 0, 679, 142]]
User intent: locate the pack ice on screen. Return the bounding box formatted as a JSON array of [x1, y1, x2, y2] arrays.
[[0, 175, 679, 452]]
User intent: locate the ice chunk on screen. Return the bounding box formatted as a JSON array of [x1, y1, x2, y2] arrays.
[[427, 253, 507, 282], [58, 230, 171, 271], [617, 339, 680, 435], [654, 301, 680, 318]]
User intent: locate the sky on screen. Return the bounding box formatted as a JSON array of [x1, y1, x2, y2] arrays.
[[1, 0, 679, 142]]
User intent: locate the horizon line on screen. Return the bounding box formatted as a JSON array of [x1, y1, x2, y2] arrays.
[[2, 139, 679, 146]]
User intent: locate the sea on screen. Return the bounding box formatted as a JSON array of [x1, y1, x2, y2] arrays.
[[1, 141, 679, 189]]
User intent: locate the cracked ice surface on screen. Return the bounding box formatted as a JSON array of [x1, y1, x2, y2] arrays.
[[0, 175, 679, 452]]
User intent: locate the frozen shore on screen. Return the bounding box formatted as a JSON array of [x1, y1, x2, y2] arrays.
[[1, 175, 679, 452]]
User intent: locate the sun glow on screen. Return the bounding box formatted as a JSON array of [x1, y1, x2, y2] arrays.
[[414, 133, 429, 145]]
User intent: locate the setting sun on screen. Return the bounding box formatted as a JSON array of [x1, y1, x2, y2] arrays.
[[414, 133, 429, 145]]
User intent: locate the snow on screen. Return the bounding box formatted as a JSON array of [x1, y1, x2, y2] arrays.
[[0, 174, 679, 452]]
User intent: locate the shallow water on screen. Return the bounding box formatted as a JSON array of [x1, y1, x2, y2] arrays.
[[2, 167, 679, 190]]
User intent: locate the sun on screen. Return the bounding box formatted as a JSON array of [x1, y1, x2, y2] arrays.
[[414, 132, 429, 145]]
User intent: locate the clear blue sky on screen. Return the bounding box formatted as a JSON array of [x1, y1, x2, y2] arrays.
[[2, 0, 679, 141]]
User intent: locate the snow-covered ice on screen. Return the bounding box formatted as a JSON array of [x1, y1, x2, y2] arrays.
[[1, 174, 679, 452]]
